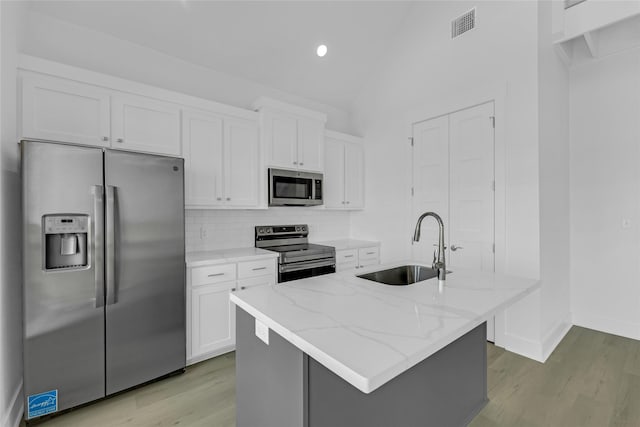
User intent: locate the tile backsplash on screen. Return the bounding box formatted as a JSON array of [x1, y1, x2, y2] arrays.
[[186, 208, 351, 252]]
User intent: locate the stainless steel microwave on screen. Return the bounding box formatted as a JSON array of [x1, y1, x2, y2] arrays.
[[268, 168, 323, 206]]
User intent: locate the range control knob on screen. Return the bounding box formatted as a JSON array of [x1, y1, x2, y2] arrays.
[[302, 226, 307, 232], [295, 226, 301, 232], [266, 229, 272, 233]]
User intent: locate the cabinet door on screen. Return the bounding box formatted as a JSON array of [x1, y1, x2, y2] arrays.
[[264, 112, 298, 168], [344, 142, 364, 209], [323, 138, 345, 209], [224, 118, 260, 207], [111, 93, 181, 156], [182, 110, 224, 207], [21, 73, 110, 147], [191, 281, 236, 358], [297, 118, 324, 172]]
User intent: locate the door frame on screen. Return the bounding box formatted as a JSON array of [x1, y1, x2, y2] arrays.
[[406, 83, 507, 347]]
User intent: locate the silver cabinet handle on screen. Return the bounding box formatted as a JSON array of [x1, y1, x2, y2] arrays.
[[116, 138, 123, 143], [252, 267, 267, 271], [102, 136, 109, 142], [346, 201, 350, 204], [342, 201, 345, 204], [344, 254, 354, 258], [217, 197, 222, 201], [226, 197, 231, 201], [450, 245, 464, 251], [293, 161, 298, 165], [106, 185, 117, 305], [231, 288, 236, 292], [208, 273, 225, 277], [240, 286, 246, 290], [366, 252, 375, 255], [299, 162, 304, 166], [92, 185, 105, 308]]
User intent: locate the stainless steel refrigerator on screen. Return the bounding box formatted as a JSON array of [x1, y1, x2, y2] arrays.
[[22, 140, 185, 420]]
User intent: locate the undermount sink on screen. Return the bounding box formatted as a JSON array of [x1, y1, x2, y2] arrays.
[[357, 265, 439, 286]]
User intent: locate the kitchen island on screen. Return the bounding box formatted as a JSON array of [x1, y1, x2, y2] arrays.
[[230, 262, 539, 427]]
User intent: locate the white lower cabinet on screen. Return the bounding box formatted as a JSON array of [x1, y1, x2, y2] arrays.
[[336, 245, 380, 272], [190, 281, 236, 360], [187, 257, 276, 364]]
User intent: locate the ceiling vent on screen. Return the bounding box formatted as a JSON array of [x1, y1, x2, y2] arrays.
[[451, 8, 476, 39]]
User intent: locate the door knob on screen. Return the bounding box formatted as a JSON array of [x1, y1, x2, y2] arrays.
[[450, 245, 464, 251]]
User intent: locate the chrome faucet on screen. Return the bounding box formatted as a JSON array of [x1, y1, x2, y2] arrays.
[[413, 212, 446, 281]]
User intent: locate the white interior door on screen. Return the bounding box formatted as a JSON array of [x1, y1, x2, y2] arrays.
[[411, 115, 449, 263], [412, 101, 496, 341], [448, 102, 495, 272]]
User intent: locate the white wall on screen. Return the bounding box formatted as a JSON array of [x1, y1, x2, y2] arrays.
[[1, 3, 27, 426], [21, 10, 354, 134], [351, 1, 544, 358], [186, 209, 351, 252], [537, 0, 572, 359], [570, 47, 640, 340]]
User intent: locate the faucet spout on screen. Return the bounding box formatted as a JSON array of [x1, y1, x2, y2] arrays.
[[413, 212, 446, 281]]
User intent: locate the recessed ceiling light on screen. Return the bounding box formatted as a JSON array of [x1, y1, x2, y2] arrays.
[[316, 45, 328, 57]]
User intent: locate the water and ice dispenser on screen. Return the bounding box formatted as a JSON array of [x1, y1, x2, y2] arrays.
[[43, 214, 89, 270]]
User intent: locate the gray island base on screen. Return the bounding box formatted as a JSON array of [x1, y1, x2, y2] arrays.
[[236, 307, 487, 427]]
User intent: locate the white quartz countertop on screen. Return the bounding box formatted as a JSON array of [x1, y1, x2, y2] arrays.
[[186, 247, 277, 268], [313, 239, 380, 250], [230, 261, 539, 394]]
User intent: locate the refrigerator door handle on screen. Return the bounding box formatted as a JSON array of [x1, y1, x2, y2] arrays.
[[106, 185, 117, 305], [92, 185, 105, 308]]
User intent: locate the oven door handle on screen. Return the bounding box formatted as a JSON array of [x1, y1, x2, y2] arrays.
[[280, 259, 335, 273], [283, 253, 336, 263]]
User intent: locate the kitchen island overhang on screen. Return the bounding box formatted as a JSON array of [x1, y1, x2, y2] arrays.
[[231, 262, 539, 427]]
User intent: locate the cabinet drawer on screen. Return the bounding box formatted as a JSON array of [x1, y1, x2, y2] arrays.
[[358, 247, 379, 261], [238, 258, 275, 279], [191, 264, 237, 287], [358, 258, 379, 268], [336, 261, 357, 272], [336, 249, 358, 264]]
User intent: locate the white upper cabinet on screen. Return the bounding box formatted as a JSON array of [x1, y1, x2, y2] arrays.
[[111, 93, 181, 156], [267, 113, 298, 168], [20, 71, 181, 156], [224, 118, 260, 207], [324, 131, 365, 210], [21, 73, 111, 147], [253, 97, 326, 172], [297, 117, 324, 171], [182, 110, 224, 207], [344, 142, 364, 209], [323, 137, 345, 208], [183, 109, 260, 209]]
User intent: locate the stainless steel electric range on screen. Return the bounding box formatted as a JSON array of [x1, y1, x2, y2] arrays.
[[255, 224, 336, 283]]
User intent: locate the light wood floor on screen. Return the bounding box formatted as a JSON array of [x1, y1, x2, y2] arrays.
[[25, 326, 640, 427]]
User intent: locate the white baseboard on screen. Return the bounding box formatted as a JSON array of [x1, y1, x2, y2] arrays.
[[502, 332, 544, 362], [2, 381, 23, 427], [541, 319, 572, 362], [573, 313, 640, 341], [501, 320, 573, 363], [187, 345, 235, 366]]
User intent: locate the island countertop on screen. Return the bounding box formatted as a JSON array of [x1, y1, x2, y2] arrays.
[[230, 261, 539, 394]]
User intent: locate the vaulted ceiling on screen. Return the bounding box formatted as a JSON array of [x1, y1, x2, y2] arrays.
[[27, 1, 415, 111]]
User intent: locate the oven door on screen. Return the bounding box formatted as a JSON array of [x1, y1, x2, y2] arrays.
[[269, 168, 323, 206], [278, 258, 336, 283]]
